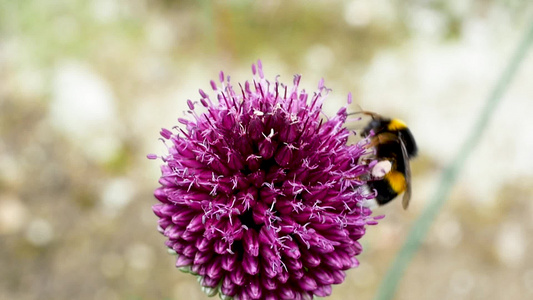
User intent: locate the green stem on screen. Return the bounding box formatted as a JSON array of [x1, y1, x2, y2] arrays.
[[374, 19, 533, 300]]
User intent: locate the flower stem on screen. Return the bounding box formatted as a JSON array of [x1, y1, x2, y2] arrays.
[[374, 19, 533, 300]]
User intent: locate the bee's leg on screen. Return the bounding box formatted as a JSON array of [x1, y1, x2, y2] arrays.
[[376, 132, 399, 144]]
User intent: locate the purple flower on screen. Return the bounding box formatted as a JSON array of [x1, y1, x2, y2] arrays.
[[150, 61, 381, 299]]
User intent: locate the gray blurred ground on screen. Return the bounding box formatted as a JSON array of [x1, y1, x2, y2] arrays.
[[1, 1, 532, 299]]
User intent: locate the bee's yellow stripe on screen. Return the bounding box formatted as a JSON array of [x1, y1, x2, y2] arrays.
[[384, 171, 406, 193], [387, 119, 407, 131]]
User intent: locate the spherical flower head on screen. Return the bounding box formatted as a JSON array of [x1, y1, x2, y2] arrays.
[[149, 61, 381, 300]]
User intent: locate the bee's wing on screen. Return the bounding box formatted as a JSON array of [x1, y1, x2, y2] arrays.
[[399, 133, 412, 209]]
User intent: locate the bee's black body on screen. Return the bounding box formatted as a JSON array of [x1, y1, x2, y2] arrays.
[[360, 114, 417, 209]]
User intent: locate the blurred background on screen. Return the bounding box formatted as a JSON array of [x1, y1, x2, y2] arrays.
[[1, 1, 532, 299]]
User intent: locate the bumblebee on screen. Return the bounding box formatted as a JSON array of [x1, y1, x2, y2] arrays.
[[355, 111, 418, 209]]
